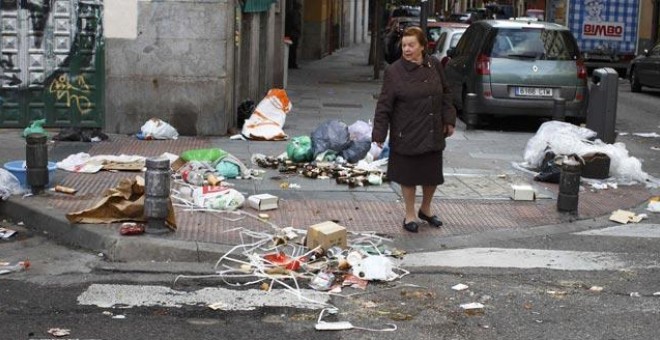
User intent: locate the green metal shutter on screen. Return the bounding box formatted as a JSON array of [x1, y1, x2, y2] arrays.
[[242, 0, 278, 13]]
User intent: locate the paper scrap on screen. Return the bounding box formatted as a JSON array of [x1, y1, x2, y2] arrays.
[[630, 292, 641, 297], [452, 283, 469, 291], [633, 132, 660, 138], [48, 328, 71, 337], [460, 302, 484, 310], [609, 210, 646, 224], [0, 227, 17, 240], [648, 197, 660, 213], [589, 286, 604, 292]]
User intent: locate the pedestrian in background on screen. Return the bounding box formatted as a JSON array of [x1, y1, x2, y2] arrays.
[[372, 26, 456, 233], [285, 1, 302, 69]]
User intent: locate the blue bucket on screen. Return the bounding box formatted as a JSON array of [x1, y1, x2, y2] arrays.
[[3, 160, 57, 188]]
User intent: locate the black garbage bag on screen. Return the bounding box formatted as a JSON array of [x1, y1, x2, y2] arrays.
[[311, 120, 351, 157], [534, 151, 561, 183], [237, 99, 255, 129], [341, 139, 371, 164], [52, 127, 109, 142]]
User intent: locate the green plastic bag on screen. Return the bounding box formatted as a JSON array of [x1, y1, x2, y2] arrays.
[[216, 160, 240, 179], [287, 136, 313, 163], [180, 148, 227, 163], [23, 119, 48, 138]]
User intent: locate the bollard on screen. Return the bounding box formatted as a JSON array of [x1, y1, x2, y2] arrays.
[[463, 93, 479, 129], [557, 157, 582, 213], [25, 133, 49, 195], [552, 97, 566, 121], [144, 157, 171, 234]]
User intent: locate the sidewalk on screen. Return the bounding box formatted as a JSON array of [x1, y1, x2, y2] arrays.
[[0, 43, 653, 262]]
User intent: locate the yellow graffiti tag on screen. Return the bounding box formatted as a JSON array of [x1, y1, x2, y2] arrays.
[[49, 75, 93, 115]]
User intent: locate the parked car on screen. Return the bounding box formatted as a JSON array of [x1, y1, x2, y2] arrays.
[[444, 20, 588, 129], [427, 22, 468, 53], [431, 24, 468, 67], [628, 41, 660, 93], [383, 17, 419, 63]]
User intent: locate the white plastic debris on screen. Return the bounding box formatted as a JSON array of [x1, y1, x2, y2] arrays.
[[352, 255, 398, 281], [460, 302, 485, 314], [630, 292, 641, 297], [648, 198, 660, 213], [47, 328, 71, 337], [140, 118, 179, 140], [589, 286, 604, 292], [452, 283, 469, 291], [653, 292, 660, 296], [632, 132, 660, 138]]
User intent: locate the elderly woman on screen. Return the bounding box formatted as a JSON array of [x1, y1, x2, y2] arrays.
[[372, 26, 457, 233]]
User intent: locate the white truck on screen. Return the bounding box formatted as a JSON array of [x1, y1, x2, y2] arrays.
[[546, 0, 640, 75]]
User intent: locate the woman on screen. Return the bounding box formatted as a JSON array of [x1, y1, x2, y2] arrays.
[[372, 26, 457, 233]]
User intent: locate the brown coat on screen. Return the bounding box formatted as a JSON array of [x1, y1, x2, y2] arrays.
[[372, 55, 456, 156]]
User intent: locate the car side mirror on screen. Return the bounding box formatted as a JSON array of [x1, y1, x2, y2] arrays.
[[447, 48, 456, 58]]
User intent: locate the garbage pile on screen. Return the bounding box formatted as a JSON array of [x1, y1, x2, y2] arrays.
[[175, 220, 408, 330], [251, 119, 389, 188], [520, 121, 659, 188]]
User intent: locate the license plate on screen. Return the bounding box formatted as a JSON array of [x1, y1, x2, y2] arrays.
[[515, 87, 553, 97]]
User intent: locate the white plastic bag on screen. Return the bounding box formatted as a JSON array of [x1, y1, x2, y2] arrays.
[[0, 168, 23, 199], [523, 121, 597, 167], [348, 120, 372, 141], [140, 118, 179, 140], [241, 89, 292, 140]]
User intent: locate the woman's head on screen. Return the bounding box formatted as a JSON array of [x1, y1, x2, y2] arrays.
[[401, 26, 427, 62]]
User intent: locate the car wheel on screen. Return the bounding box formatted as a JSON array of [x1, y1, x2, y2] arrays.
[[630, 68, 642, 93]]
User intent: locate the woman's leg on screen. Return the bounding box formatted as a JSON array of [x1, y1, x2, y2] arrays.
[[420, 185, 437, 216], [401, 185, 417, 223]]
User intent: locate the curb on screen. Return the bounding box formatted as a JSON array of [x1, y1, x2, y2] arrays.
[[0, 196, 234, 263]]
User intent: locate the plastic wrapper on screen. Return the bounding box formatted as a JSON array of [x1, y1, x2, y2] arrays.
[[0, 168, 23, 199], [523, 121, 596, 168], [216, 160, 240, 179], [311, 120, 351, 157], [22, 118, 47, 138], [180, 148, 228, 163]]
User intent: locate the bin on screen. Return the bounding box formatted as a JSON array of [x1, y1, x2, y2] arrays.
[[586, 68, 618, 144]]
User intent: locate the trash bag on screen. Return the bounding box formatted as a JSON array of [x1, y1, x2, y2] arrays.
[[341, 139, 372, 164], [241, 89, 292, 140], [287, 136, 314, 163], [139, 118, 179, 140], [348, 120, 372, 142], [180, 148, 228, 163], [311, 120, 351, 157], [0, 168, 23, 199], [237, 99, 255, 129], [216, 160, 240, 179], [534, 151, 561, 183], [206, 189, 245, 210], [52, 127, 109, 142], [22, 119, 48, 138]]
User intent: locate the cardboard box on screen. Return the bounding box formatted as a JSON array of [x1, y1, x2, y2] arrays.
[[511, 184, 536, 201], [247, 194, 279, 211], [306, 221, 347, 251], [170, 157, 186, 172]]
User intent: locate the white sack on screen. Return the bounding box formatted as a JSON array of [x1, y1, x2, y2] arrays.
[[241, 89, 292, 140]]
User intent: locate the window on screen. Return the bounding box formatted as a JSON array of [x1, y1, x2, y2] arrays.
[[488, 28, 578, 60]]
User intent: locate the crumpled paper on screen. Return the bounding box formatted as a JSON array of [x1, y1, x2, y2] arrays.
[[66, 176, 176, 230]]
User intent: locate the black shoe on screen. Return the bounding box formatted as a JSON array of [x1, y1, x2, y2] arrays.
[[403, 219, 419, 233], [418, 210, 443, 227]]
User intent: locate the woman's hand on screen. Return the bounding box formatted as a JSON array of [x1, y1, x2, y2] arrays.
[[443, 124, 455, 138]]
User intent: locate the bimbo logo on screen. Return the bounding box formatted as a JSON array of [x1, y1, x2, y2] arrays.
[[582, 21, 624, 41]]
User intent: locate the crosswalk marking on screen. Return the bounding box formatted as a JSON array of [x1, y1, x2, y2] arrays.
[[574, 224, 660, 238], [77, 284, 329, 310], [402, 247, 660, 271]]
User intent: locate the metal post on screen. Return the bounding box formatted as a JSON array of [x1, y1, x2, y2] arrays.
[[373, 0, 382, 79], [552, 97, 566, 121], [421, 0, 429, 39], [557, 157, 582, 214], [25, 133, 49, 195], [144, 157, 172, 234]]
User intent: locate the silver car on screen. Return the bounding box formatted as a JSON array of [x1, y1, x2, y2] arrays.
[[445, 20, 588, 129], [431, 25, 468, 67]]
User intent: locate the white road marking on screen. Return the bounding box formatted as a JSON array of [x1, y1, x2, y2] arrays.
[[77, 284, 329, 310], [574, 224, 660, 238], [402, 247, 659, 271]]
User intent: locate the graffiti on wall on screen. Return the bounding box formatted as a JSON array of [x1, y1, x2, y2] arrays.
[[0, 0, 103, 123]]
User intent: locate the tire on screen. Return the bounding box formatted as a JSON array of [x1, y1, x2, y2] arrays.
[[630, 68, 642, 93]]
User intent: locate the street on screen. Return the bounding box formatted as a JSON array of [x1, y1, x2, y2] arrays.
[[1, 76, 659, 339]]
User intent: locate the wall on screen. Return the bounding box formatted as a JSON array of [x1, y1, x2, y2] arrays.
[[104, 0, 234, 136], [301, 0, 329, 59]]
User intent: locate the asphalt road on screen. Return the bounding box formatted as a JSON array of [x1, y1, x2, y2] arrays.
[[1, 79, 659, 340]]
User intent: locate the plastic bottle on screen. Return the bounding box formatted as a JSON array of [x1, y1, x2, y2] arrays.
[[0, 260, 30, 275]]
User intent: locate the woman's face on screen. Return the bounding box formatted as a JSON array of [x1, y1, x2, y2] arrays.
[[401, 35, 424, 62]]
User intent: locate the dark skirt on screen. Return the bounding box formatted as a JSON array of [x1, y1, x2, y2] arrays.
[[387, 150, 445, 186]]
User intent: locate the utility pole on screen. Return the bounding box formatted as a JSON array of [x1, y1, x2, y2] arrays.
[[653, 0, 660, 45], [373, 0, 382, 80]]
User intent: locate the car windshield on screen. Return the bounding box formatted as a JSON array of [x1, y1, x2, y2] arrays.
[[489, 28, 578, 60]]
